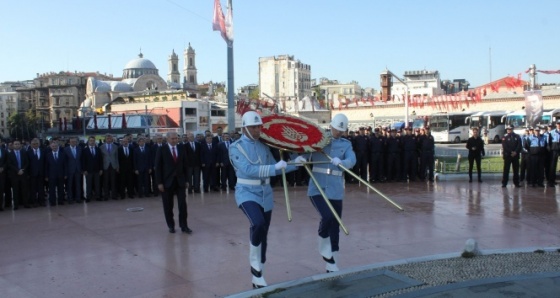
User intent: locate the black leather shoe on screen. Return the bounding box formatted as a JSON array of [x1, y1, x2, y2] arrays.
[[169, 228, 176, 233], [469, 179, 472, 183], [182, 227, 193, 234]]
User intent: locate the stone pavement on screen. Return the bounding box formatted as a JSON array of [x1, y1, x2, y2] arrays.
[[0, 175, 559, 297]]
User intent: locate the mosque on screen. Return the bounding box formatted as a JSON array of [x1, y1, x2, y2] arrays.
[[84, 44, 198, 115]]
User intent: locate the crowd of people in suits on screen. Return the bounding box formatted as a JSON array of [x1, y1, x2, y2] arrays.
[[0, 127, 243, 211]]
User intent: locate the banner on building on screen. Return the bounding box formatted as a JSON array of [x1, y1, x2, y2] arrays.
[[524, 90, 543, 128]]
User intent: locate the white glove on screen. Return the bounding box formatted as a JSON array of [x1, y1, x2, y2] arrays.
[[331, 157, 342, 166], [274, 160, 287, 170], [294, 156, 307, 166]]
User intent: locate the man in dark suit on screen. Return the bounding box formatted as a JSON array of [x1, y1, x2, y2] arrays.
[[27, 138, 46, 207], [213, 127, 224, 188], [82, 136, 103, 202], [184, 132, 202, 193], [64, 137, 83, 204], [118, 137, 135, 199], [155, 132, 191, 234], [149, 133, 165, 196], [201, 135, 219, 192], [45, 140, 66, 206], [99, 134, 119, 200], [133, 137, 151, 198], [217, 133, 236, 190], [0, 141, 6, 211], [7, 140, 30, 209], [3, 141, 13, 208]]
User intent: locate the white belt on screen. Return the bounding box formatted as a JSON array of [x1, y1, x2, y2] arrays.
[[237, 178, 270, 186], [312, 167, 343, 176]]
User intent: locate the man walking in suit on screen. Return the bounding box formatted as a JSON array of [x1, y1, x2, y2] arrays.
[[82, 136, 102, 202], [45, 141, 66, 206], [118, 137, 135, 199], [8, 140, 30, 209], [133, 137, 151, 198], [27, 138, 46, 207], [218, 132, 236, 190], [64, 137, 83, 204], [201, 135, 219, 192], [100, 134, 119, 200], [185, 132, 202, 193], [155, 132, 191, 234]]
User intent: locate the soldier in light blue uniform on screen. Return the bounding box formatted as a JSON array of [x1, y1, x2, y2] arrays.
[[296, 113, 356, 273], [229, 111, 297, 289]]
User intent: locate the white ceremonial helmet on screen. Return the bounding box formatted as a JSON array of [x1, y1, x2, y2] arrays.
[[242, 111, 263, 127], [330, 113, 348, 132]]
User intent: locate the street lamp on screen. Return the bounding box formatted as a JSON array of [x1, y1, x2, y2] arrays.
[[386, 70, 410, 126], [80, 105, 92, 139]]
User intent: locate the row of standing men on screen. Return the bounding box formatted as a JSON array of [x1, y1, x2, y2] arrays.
[[0, 131, 243, 211]]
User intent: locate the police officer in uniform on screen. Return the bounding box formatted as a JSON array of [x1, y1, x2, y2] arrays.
[[501, 125, 522, 187], [419, 127, 435, 182], [352, 127, 369, 182], [547, 120, 560, 187], [519, 127, 531, 183], [401, 127, 418, 182], [368, 127, 385, 182], [526, 126, 546, 187], [229, 111, 297, 288], [385, 129, 401, 182]]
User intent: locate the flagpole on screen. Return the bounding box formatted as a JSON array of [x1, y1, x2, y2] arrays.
[[226, 0, 235, 133]]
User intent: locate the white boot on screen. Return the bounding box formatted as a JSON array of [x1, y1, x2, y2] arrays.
[[249, 244, 267, 288], [318, 236, 339, 272]]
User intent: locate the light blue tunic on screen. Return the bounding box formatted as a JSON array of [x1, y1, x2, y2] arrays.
[[229, 135, 296, 212], [304, 137, 356, 200]]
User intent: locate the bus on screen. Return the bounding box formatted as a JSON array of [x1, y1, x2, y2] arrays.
[[502, 110, 527, 136], [468, 111, 510, 143], [411, 116, 429, 130], [430, 111, 472, 143]]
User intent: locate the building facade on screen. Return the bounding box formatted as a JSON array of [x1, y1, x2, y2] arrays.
[[391, 70, 445, 101], [0, 82, 20, 137], [259, 55, 311, 102]]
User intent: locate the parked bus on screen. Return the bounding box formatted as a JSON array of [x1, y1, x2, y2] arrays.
[[430, 111, 472, 143], [502, 110, 527, 136], [468, 111, 510, 143], [411, 116, 429, 130]]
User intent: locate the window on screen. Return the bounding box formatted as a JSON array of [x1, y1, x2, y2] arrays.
[[184, 108, 196, 116], [211, 110, 226, 117]]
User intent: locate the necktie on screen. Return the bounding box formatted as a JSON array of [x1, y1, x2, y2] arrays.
[[191, 142, 195, 150], [54, 152, 57, 160], [208, 144, 211, 150], [172, 146, 177, 161], [140, 147, 144, 153], [16, 150, 21, 169], [34, 149, 37, 157], [91, 147, 95, 156], [226, 142, 229, 149], [72, 147, 76, 158], [125, 147, 128, 157], [108, 144, 111, 153]]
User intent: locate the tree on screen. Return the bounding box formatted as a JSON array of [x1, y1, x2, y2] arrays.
[[7, 111, 38, 140], [248, 87, 260, 100]]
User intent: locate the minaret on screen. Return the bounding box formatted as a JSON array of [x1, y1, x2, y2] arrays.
[[183, 43, 198, 89], [168, 49, 180, 84]]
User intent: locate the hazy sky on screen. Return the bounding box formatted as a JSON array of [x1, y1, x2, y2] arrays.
[[1, 0, 559, 89]]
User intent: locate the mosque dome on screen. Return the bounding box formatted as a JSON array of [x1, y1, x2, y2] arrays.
[[122, 52, 159, 79]]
